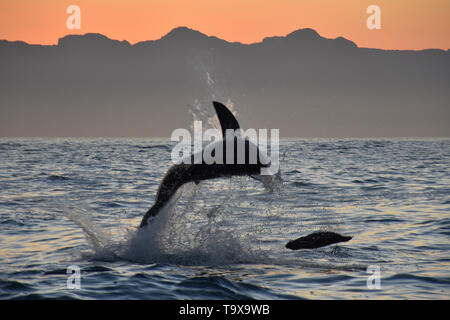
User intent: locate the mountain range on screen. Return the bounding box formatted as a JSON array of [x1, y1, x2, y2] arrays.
[[1, 27, 449, 137]]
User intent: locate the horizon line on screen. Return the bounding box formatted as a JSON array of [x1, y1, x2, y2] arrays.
[[1, 136, 449, 140]]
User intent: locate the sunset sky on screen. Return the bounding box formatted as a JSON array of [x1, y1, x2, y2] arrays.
[[0, 0, 449, 50]]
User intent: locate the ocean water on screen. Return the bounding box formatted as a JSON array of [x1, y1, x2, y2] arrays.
[[0, 137, 449, 299]]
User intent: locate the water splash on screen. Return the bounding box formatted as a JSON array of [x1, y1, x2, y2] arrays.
[[63, 204, 121, 261], [63, 177, 280, 265], [188, 71, 238, 133]]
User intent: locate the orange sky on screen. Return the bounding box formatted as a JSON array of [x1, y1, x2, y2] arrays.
[[0, 0, 449, 50]]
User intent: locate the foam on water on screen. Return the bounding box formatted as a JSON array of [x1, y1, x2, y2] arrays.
[[64, 177, 282, 266], [63, 204, 123, 261]]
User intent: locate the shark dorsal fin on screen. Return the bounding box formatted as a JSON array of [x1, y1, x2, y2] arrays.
[[212, 101, 240, 137]]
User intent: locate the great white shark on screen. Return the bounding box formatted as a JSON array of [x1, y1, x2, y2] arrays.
[[139, 101, 273, 228], [139, 101, 352, 250]]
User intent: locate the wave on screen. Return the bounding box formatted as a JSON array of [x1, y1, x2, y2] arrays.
[[134, 144, 171, 152], [48, 174, 69, 181], [291, 181, 312, 187], [384, 273, 450, 285]]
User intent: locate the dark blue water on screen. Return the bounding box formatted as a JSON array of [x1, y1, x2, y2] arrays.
[[0, 138, 449, 299]]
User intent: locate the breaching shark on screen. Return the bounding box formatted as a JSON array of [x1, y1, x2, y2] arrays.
[[139, 101, 273, 228], [139, 101, 352, 250]]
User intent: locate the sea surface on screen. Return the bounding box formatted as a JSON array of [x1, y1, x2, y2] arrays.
[[0, 137, 449, 299]]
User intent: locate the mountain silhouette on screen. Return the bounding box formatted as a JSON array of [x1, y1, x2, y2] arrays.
[[0, 27, 449, 137], [57, 33, 131, 49]]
